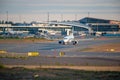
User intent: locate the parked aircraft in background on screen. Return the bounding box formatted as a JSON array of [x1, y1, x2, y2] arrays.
[[58, 33, 78, 45]]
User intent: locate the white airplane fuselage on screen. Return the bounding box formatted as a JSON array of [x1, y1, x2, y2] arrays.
[[58, 34, 78, 45]]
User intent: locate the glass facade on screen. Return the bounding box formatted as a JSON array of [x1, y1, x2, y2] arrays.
[[79, 17, 110, 24], [91, 24, 119, 31], [79, 17, 120, 32]]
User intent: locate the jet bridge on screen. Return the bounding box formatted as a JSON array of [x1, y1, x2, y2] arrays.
[[49, 21, 93, 33]]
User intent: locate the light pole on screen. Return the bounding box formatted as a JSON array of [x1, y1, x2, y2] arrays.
[[6, 11, 8, 24], [87, 12, 90, 23], [47, 12, 49, 23], [75, 14, 77, 21], [61, 14, 63, 21]]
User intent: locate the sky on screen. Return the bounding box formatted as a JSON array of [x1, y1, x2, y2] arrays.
[[0, 0, 120, 22]]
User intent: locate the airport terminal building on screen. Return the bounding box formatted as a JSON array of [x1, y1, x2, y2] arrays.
[[79, 17, 120, 32], [0, 17, 120, 38]]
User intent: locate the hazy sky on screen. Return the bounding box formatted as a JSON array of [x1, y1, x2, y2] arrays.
[[0, 0, 120, 22]]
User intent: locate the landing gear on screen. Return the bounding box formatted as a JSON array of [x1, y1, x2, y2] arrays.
[[58, 41, 65, 45], [72, 41, 77, 45]]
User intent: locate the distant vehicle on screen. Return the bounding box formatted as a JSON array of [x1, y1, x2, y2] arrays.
[[80, 33, 86, 37], [96, 32, 102, 37], [58, 33, 78, 45]]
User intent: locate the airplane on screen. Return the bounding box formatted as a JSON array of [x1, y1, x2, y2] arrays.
[[8, 31, 23, 34], [58, 33, 78, 45]]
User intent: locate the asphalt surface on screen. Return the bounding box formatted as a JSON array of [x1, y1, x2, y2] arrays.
[[0, 38, 120, 58], [0, 56, 120, 66], [0, 38, 120, 66]]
